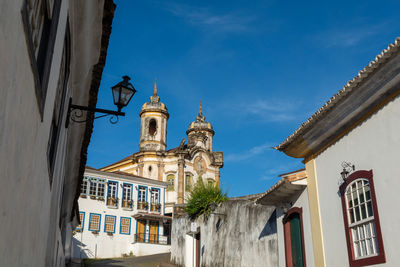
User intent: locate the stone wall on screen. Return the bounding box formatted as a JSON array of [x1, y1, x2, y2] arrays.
[[171, 199, 278, 267]]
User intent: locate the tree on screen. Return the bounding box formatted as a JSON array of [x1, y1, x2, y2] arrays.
[[185, 178, 227, 219]]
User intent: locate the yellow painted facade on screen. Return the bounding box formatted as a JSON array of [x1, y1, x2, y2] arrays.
[[305, 156, 326, 266], [99, 82, 224, 213]]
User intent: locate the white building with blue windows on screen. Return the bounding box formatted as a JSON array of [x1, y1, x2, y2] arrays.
[[72, 167, 172, 259]]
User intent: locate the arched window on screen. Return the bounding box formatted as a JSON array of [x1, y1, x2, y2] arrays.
[[340, 170, 385, 266], [283, 207, 306, 267], [167, 174, 175, 191], [149, 119, 157, 136], [185, 174, 191, 190]]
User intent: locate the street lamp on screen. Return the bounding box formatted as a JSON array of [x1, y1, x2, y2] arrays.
[[66, 75, 136, 127], [340, 161, 355, 181], [112, 75, 137, 112]]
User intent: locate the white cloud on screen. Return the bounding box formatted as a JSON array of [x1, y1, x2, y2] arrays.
[[239, 99, 299, 121], [225, 142, 273, 162], [216, 98, 302, 124], [316, 23, 387, 48], [258, 162, 303, 181], [163, 2, 255, 33]]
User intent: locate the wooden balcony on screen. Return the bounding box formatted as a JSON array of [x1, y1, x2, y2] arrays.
[[137, 201, 148, 210], [122, 200, 133, 209], [107, 197, 118, 208], [150, 203, 161, 212]]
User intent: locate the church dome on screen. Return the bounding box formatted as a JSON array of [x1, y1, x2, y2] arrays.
[[186, 101, 214, 135], [139, 80, 169, 118]]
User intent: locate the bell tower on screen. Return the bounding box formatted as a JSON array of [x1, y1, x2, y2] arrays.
[[187, 101, 214, 151], [139, 80, 169, 151]]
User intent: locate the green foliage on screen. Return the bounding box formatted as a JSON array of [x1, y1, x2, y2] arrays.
[[185, 178, 227, 219]]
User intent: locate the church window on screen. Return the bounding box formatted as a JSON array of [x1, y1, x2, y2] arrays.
[[104, 215, 116, 233], [207, 178, 214, 186], [185, 174, 191, 190], [149, 166, 152, 173], [89, 213, 101, 232], [167, 175, 175, 191], [149, 119, 157, 136], [340, 170, 385, 266]]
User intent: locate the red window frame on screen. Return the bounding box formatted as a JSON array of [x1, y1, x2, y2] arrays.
[[283, 207, 306, 267], [339, 170, 385, 267]]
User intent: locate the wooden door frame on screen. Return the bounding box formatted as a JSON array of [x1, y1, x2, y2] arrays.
[[283, 207, 306, 267]]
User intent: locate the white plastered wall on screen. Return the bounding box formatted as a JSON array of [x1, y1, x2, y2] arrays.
[[314, 95, 400, 266]]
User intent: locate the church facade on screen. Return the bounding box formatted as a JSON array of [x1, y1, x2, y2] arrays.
[[100, 81, 224, 214]]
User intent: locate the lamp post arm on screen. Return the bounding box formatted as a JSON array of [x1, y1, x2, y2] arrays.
[[65, 97, 126, 128], [69, 104, 125, 116]]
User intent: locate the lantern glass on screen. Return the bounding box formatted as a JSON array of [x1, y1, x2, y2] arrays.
[[112, 87, 120, 106], [341, 169, 349, 181], [111, 76, 136, 111], [119, 86, 134, 106]]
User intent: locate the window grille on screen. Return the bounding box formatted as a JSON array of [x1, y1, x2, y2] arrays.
[[89, 214, 101, 232], [104, 215, 116, 233], [120, 217, 131, 234], [340, 170, 386, 266], [345, 179, 378, 258], [77, 212, 85, 230], [80, 178, 88, 195]]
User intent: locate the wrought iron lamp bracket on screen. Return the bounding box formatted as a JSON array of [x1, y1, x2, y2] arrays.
[[65, 97, 125, 128]]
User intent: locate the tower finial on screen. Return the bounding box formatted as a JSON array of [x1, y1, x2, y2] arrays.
[[196, 100, 205, 122], [153, 79, 157, 96], [150, 79, 160, 102]]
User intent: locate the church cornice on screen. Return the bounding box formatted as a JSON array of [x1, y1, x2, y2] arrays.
[[139, 108, 169, 118]]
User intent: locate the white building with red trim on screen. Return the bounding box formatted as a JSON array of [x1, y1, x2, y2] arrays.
[[274, 38, 400, 267]]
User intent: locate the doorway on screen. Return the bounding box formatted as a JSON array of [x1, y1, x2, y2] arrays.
[[283, 207, 306, 267], [149, 220, 158, 243], [137, 220, 146, 242]]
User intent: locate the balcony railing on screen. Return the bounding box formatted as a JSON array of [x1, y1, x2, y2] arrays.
[[150, 203, 161, 212], [106, 197, 118, 208], [134, 233, 170, 245], [137, 201, 148, 210], [122, 199, 133, 209]]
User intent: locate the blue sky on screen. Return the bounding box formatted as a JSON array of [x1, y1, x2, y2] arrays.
[[87, 0, 400, 197]]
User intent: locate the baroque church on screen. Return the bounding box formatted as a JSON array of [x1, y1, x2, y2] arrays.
[[100, 81, 224, 214]]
